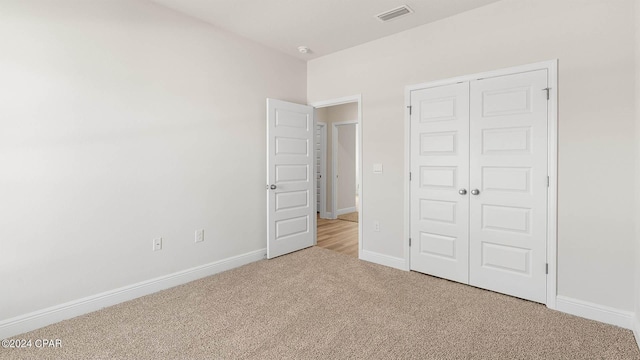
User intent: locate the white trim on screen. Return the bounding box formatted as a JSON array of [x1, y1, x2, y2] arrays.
[[555, 296, 635, 330], [311, 95, 360, 108], [545, 60, 559, 309], [403, 82, 412, 272], [405, 60, 558, 92], [311, 95, 363, 258], [357, 99, 363, 255], [0, 248, 266, 339], [332, 120, 358, 220], [360, 250, 407, 271], [404, 60, 559, 305], [336, 207, 357, 216], [316, 121, 329, 219]]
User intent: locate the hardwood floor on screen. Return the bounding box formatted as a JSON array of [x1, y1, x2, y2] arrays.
[[316, 215, 358, 257]]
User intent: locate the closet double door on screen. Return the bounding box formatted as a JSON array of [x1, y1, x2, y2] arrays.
[[410, 70, 548, 303]]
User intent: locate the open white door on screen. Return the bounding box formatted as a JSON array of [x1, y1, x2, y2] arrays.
[[266, 99, 315, 259]]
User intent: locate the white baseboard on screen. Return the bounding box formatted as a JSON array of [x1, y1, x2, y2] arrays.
[[555, 295, 634, 330], [336, 207, 357, 216], [0, 248, 266, 339], [360, 249, 408, 271]]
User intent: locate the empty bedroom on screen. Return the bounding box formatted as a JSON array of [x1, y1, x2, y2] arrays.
[[1, 0, 640, 359]]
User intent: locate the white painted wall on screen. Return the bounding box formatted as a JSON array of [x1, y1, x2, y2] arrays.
[[315, 103, 358, 214], [337, 124, 356, 212], [308, 0, 636, 311], [0, 0, 306, 320]]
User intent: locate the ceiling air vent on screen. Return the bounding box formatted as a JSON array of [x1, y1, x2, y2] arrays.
[[376, 5, 414, 22]]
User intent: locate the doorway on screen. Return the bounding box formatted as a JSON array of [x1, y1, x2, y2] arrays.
[[315, 122, 327, 218], [333, 121, 358, 220], [265, 96, 362, 260], [311, 97, 362, 258]]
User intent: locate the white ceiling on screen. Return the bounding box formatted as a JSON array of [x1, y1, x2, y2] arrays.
[[151, 0, 503, 60]]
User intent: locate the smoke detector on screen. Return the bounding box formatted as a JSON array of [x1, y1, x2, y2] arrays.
[[376, 5, 414, 22], [298, 46, 311, 54]]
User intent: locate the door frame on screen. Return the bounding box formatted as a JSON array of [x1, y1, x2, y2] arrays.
[[403, 60, 558, 308], [310, 95, 363, 258], [332, 120, 359, 218], [316, 122, 329, 219]]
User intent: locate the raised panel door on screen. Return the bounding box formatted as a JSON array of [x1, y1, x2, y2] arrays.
[[410, 83, 470, 283]]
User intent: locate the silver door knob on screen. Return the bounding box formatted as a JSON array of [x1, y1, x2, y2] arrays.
[[471, 189, 480, 195], [458, 189, 467, 195], [270, 184, 277, 190]]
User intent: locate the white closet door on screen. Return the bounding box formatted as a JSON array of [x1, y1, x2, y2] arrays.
[[468, 70, 548, 303], [410, 82, 470, 283]]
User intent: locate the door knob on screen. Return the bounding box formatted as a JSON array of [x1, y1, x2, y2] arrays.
[[471, 189, 480, 195], [270, 184, 277, 190], [458, 189, 467, 195]]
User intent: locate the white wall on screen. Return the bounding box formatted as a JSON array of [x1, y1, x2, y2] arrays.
[[0, 0, 306, 320], [315, 103, 358, 214], [308, 0, 636, 311], [337, 123, 356, 212]]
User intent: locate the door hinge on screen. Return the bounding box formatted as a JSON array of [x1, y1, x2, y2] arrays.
[[547, 176, 549, 187], [543, 87, 550, 100], [407, 105, 412, 115], [545, 263, 549, 274], [409, 172, 412, 181], [409, 238, 411, 247]]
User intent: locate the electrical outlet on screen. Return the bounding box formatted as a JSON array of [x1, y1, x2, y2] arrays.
[[373, 221, 380, 232], [153, 237, 162, 251], [195, 229, 204, 243]]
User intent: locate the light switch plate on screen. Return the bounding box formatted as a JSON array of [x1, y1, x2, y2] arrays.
[[373, 163, 383, 174], [195, 229, 204, 243], [153, 237, 162, 251]]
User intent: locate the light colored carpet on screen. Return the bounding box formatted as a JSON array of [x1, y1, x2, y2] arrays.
[[337, 211, 358, 223], [3, 247, 639, 359]]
